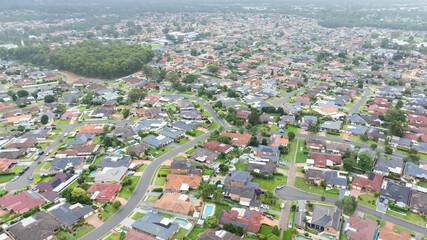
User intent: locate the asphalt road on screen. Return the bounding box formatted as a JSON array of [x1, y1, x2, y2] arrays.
[[81, 100, 226, 240], [275, 186, 427, 235], [348, 89, 371, 115], [80, 129, 212, 240], [5, 119, 134, 191]]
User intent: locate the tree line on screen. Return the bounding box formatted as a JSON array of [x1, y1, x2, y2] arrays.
[[5, 40, 154, 79]]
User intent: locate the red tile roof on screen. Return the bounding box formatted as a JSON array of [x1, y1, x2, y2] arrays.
[[0, 191, 46, 213], [87, 183, 121, 202], [309, 152, 342, 166], [221, 133, 252, 147], [346, 216, 378, 240], [352, 173, 383, 192], [203, 141, 233, 153], [218, 209, 262, 233]]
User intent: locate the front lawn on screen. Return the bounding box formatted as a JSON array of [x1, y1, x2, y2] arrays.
[[178, 138, 191, 145], [53, 119, 71, 125], [118, 176, 140, 200], [348, 136, 376, 146], [386, 209, 426, 226], [0, 174, 16, 184], [132, 212, 146, 220], [296, 139, 309, 163], [283, 139, 297, 163], [283, 125, 299, 133], [155, 176, 166, 186], [75, 227, 95, 238], [294, 177, 326, 196], [103, 205, 118, 222], [234, 162, 247, 171], [149, 146, 175, 158], [253, 175, 287, 191], [357, 194, 377, 209]]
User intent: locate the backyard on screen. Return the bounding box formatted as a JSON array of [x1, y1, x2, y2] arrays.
[[253, 175, 287, 191]]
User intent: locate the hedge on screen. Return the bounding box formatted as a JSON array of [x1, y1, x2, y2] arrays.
[[42, 202, 55, 210], [152, 188, 163, 192], [389, 202, 408, 213]]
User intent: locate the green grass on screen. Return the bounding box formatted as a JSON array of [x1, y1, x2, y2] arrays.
[[75, 227, 95, 238], [55, 231, 74, 240], [38, 176, 54, 183], [132, 212, 146, 220], [155, 176, 166, 186], [158, 212, 173, 219], [209, 120, 219, 130], [172, 228, 188, 239], [118, 176, 140, 200], [326, 132, 345, 138], [193, 130, 205, 137], [253, 175, 287, 191], [234, 162, 247, 171], [93, 155, 105, 166], [294, 177, 327, 196], [0, 174, 16, 184], [357, 194, 377, 209], [42, 161, 53, 170], [349, 136, 376, 146], [417, 181, 427, 188], [104, 233, 121, 240], [51, 127, 65, 133], [386, 209, 426, 226], [271, 124, 279, 131], [93, 135, 102, 145], [363, 214, 385, 228], [150, 146, 175, 158], [325, 189, 340, 198], [284, 139, 297, 163], [102, 205, 118, 222], [214, 205, 232, 218], [188, 226, 209, 240], [47, 134, 60, 140], [9, 165, 25, 174], [138, 164, 147, 172], [296, 138, 309, 163], [259, 224, 274, 235], [393, 225, 416, 236], [178, 138, 191, 146], [282, 228, 296, 240], [283, 125, 299, 133], [37, 142, 49, 150], [145, 196, 159, 203], [53, 119, 70, 125]]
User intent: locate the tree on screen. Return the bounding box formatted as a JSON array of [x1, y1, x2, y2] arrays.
[[248, 110, 260, 125], [205, 216, 218, 228], [272, 226, 280, 236], [389, 121, 405, 137], [248, 136, 259, 147], [308, 125, 319, 133], [385, 145, 393, 154], [395, 100, 403, 109], [142, 64, 156, 80], [122, 109, 130, 119], [16, 90, 29, 98], [385, 108, 406, 122], [358, 153, 374, 171], [235, 226, 246, 236], [207, 64, 219, 74], [321, 195, 326, 201], [239, 127, 244, 134], [40, 114, 49, 125], [44, 95, 55, 103], [112, 200, 122, 210], [370, 143, 377, 150], [288, 132, 295, 142], [190, 49, 198, 56], [342, 196, 358, 215], [128, 88, 147, 103], [261, 138, 268, 145]]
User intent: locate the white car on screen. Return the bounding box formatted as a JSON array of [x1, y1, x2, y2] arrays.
[[280, 203, 285, 209], [11, 176, 18, 182], [276, 184, 284, 190], [288, 221, 293, 228]]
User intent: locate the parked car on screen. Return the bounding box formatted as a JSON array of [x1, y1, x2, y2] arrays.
[[288, 221, 293, 228], [28, 176, 33, 180], [276, 184, 284, 190], [11, 176, 18, 181], [23, 166, 29, 171], [280, 203, 285, 209], [267, 215, 275, 220], [38, 151, 44, 155]]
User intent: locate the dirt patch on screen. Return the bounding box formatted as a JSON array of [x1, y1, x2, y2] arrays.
[[161, 159, 172, 166], [296, 172, 305, 178], [261, 216, 279, 226], [60, 71, 106, 83], [114, 197, 128, 206], [350, 188, 362, 198]]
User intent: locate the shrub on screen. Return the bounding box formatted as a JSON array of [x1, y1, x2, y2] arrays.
[[152, 188, 163, 192]]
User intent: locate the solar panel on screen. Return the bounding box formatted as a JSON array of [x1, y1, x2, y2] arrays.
[[28, 191, 40, 199]]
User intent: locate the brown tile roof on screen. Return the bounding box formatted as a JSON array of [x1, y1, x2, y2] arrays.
[[79, 125, 104, 134], [203, 141, 233, 153], [352, 173, 383, 192], [87, 183, 121, 202], [0, 158, 17, 172], [164, 174, 202, 192], [221, 132, 252, 147], [346, 216, 378, 240], [153, 192, 199, 215], [124, 230, 157, 240], [309, 152, 342, 166], [0, 190, 46, 213], [218, 209, 262, 233]]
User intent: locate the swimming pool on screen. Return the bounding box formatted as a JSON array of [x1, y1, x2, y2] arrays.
[[296, 236, 311, 240], [191, 197, 197, 204], [202, 204, 215, 219], [174, 218, 189, 227], [320, 233, 336, 240], [211, 162, 220, 169], [90, 171, 98, 176], [114, 149, 122, 154]]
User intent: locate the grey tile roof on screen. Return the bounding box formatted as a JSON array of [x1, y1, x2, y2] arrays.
[[319, 121, 342, 131], [98, 156, 131, 168], [325, 171, 347, 187], [374, 157, 404, 175], [8, 212, 61, 240], [159, 128, 185, 139], [346, 125, 368, 135], [224, 170, 259, 188], [403, 162, 427, 180], [131, 212, 179, 239], [94, 166, 128, 182], [67, 134, 95, 146], [380, 181, 410, 205], [49, 203, 94, 227], [311, 206, 341, 231], [348, 114, 367, 124], [172, 120, 200, 131], [224, 185, 256, 200], [143, 135, 172, 147], [51, 157, 84, 171]]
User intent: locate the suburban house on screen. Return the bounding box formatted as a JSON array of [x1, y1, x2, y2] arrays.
[[259, 113, 275, 125], [134, 119, 167, 132], [305, 169, 325, 185], [48, 203, 94, 229], [306, 138, 324, 151], [224, 170, 259, 188], [7, 212, 61, 240], [402, 162, 427, 181], [301, 115, 317, 129], [164, 174, 202, 192], [203, 141, 233, 154], [78, 125, 104, 134], [197, 229, 244, 240], [308, 152, 342, 168], [380, 181, 411, 207], [159, 128, 185, 140], [223, 185, 257, 206], [319, 121, 342, 132], [246, 161, 276, 176], [251, 145, 280, 162], [153, 192, 201, 215], [325, 171, 348, 189], [94, 166, 128, 183], [169, 159, 201, 175], [269, 135, 289, 147], [131, 212, 179, 240], [50, 157, 85, 172], [172, 120, 200, 131], [0, 190, 46, 213], [218, 208, 262, 233], [281, 115, 296, 125], [408, 190, 427, 215], [345, 125, 369, 136], [308, 206, 341, 238], [126, 142, 147, 157], [221, 132, 252, 148], [189, 147, 219, 165], [98, 156, 131, 168], [0, 158, 17, 172], [351, 173, 383, 194], [345, 216, 378, 240], [374, 157, 404, 176], [36, 172, 78, 201], [325, 143, 346, 155], [143, 135, 173, 148], [87, 183, 121, 204]]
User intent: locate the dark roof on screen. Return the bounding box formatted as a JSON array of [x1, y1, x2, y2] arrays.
[[374, 157, 404, 175], [98, 155, 131, 168], [49, 203, 94, 227], [246, 162, 276, 175], [325, 171, 347, 187], [403, 162, 427, 180], [8, 212, 61, 240], [380, 181, 411, 205], [223, 185, 256, 200], [51, 157, 85, 171], [311, 206, 341, 231], [131, 212, 179, 239], [197, 229, 244, 240], [36, 172, 74, 191]]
